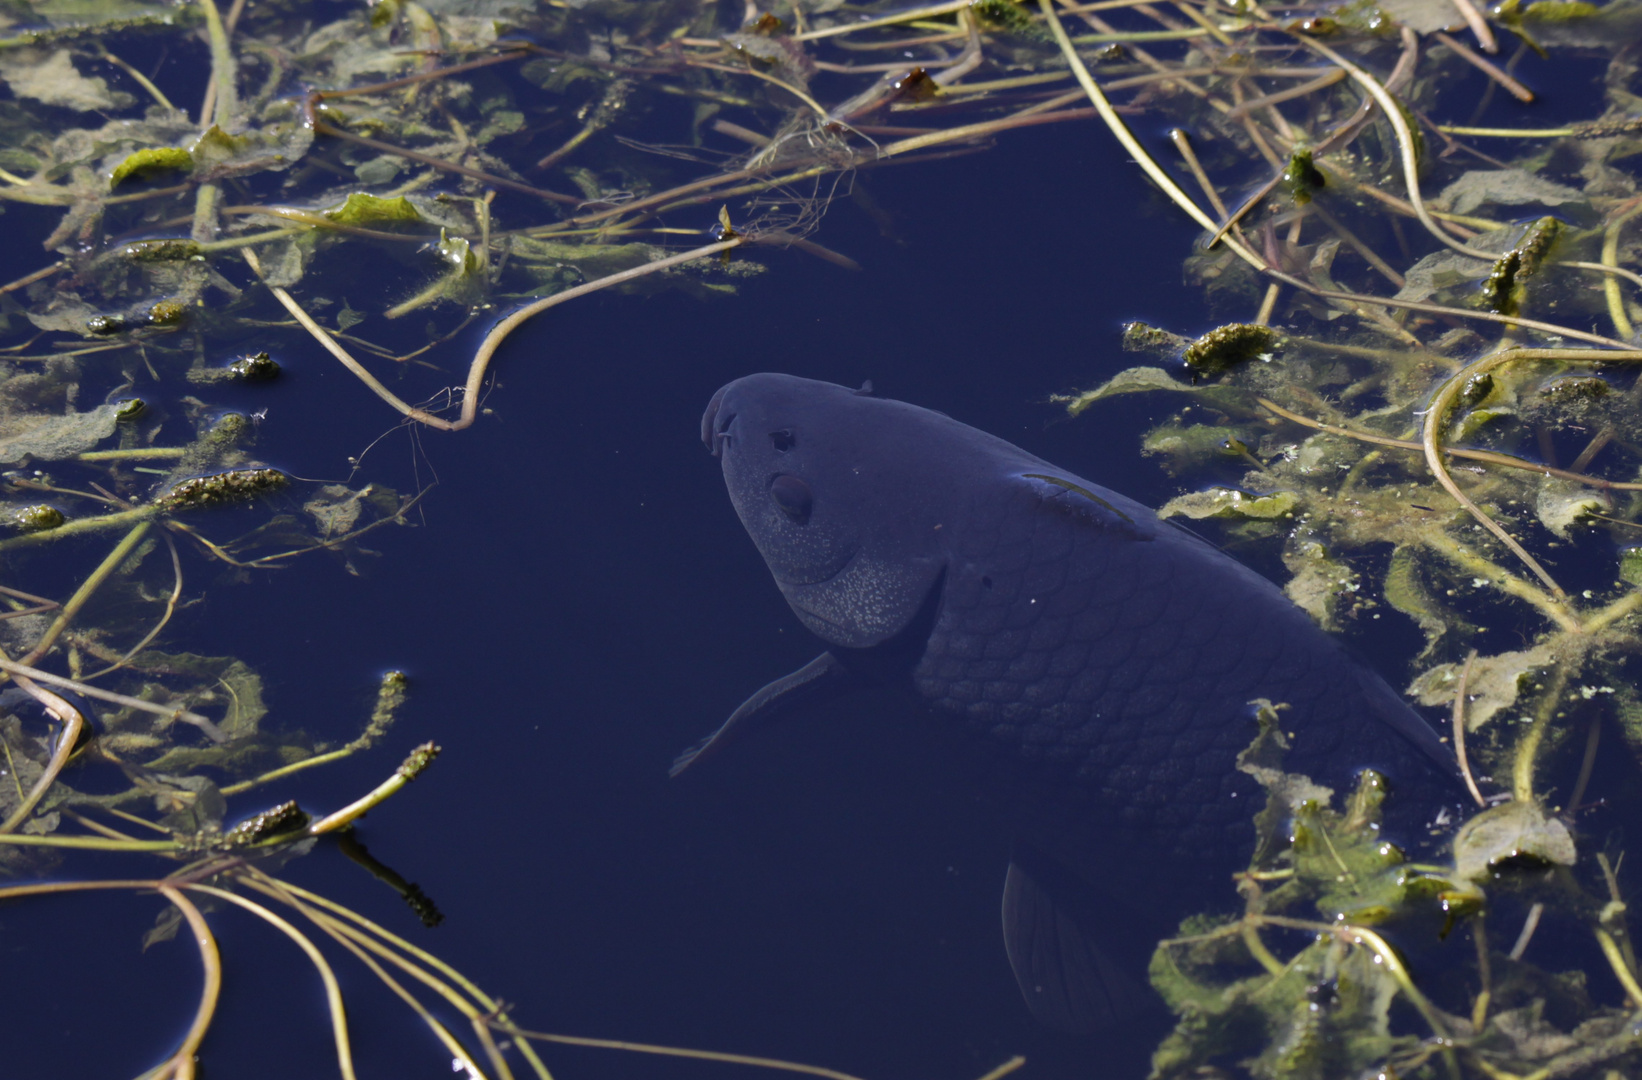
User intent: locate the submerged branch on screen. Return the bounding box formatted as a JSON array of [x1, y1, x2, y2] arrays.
[[0, 656, 225, 740]]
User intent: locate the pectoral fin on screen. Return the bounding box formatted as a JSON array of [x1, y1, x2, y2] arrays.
[[671, 652, 853, 777], [1001, 847, 1150, 1033]]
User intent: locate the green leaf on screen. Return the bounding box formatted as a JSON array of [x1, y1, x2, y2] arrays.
[[189, 121, 313, 182], [323, 192, 425, 226], [0, 403, 120, 463], [1452, 799, 1577, 884], [1159, 487, 1298, 521], [1409, 644, 1559, 730], [1053, 366, 1198, 417], [0, 48, 130, 111], [109, 146, 193, 188], [1535, 476, 1605, 539], [1282, 536, 1358, 631], [1434, 169, 1589, 217], [1377, 0, 1457, 32]]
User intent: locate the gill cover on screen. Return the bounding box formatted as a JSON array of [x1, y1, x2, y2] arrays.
[[703, 373, 961, 649]]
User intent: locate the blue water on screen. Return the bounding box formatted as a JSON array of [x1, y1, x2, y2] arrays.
[[0, 35, 1620, 1079]]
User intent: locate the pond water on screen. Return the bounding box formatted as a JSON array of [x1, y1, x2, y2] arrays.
[[2, 115, 1207, 1078], [2, 5, 1640, 1079]]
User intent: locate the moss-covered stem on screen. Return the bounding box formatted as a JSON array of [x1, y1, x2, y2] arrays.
[[198, 0, 238, 129], [0, 504, 159, 553], [1240, 919, 1287, 976], [1594, 928, 1642, 1007], [1511, 662, 1571, 803], [382, 264, 462, 320], [1416, 531, 1580, 633], [191, 183, 221, 245], [1585, 589, 1642, 634], [307, 742, 439, 835], [1600, 204, 1642, 341], [22, 520, 152, 666], [1261, 916, 1456, 1064], [1471, 918, 1493, 1031], [222, 671, 407, 796], [1596, 852, 1640, 976]]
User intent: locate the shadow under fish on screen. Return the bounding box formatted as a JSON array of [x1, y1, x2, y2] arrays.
[[675, 372, 1464, 1033]]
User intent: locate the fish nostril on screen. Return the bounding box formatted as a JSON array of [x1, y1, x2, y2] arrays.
[[769, 430, 795, 452], [768, 474, 812, 524]]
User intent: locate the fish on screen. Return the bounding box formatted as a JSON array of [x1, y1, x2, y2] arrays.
[[678, 372, 1462, 1032]]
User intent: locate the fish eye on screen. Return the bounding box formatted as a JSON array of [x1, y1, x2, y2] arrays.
[[768, 474, 812, 524], [769, 430, 795, 452]]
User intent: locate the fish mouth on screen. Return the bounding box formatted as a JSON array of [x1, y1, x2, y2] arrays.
[[770, 544, 858, 588]]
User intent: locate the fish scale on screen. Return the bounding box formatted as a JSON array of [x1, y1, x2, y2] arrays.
[[919, 473, 1446, 858]]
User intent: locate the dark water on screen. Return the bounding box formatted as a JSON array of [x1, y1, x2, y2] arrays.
[[0, 45, 1620, 1079]]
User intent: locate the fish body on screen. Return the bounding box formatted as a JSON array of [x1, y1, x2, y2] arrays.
[[684, 373, 1460, 1029]]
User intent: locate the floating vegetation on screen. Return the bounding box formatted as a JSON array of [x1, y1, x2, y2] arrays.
[[1032, 0, 1642, 1057], [2, 0, 1642, 1074]]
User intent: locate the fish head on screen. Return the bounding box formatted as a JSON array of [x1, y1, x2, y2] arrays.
[[702, 373, 956, 649]]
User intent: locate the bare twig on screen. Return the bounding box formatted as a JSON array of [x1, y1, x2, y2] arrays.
[[154, 884, 222, 1080], [1434, 31, 1530, 100], [181, 884, 358, 1080], [1420, 350, 1642, 599], [1509, 902, 1545, 960], [1452, 649, 1487, 808], [0, 684, 83, 834], [1446, 0, 1498, 55]]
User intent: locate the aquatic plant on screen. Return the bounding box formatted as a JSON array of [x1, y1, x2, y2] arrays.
[[2, 0, 1641, 1074]]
